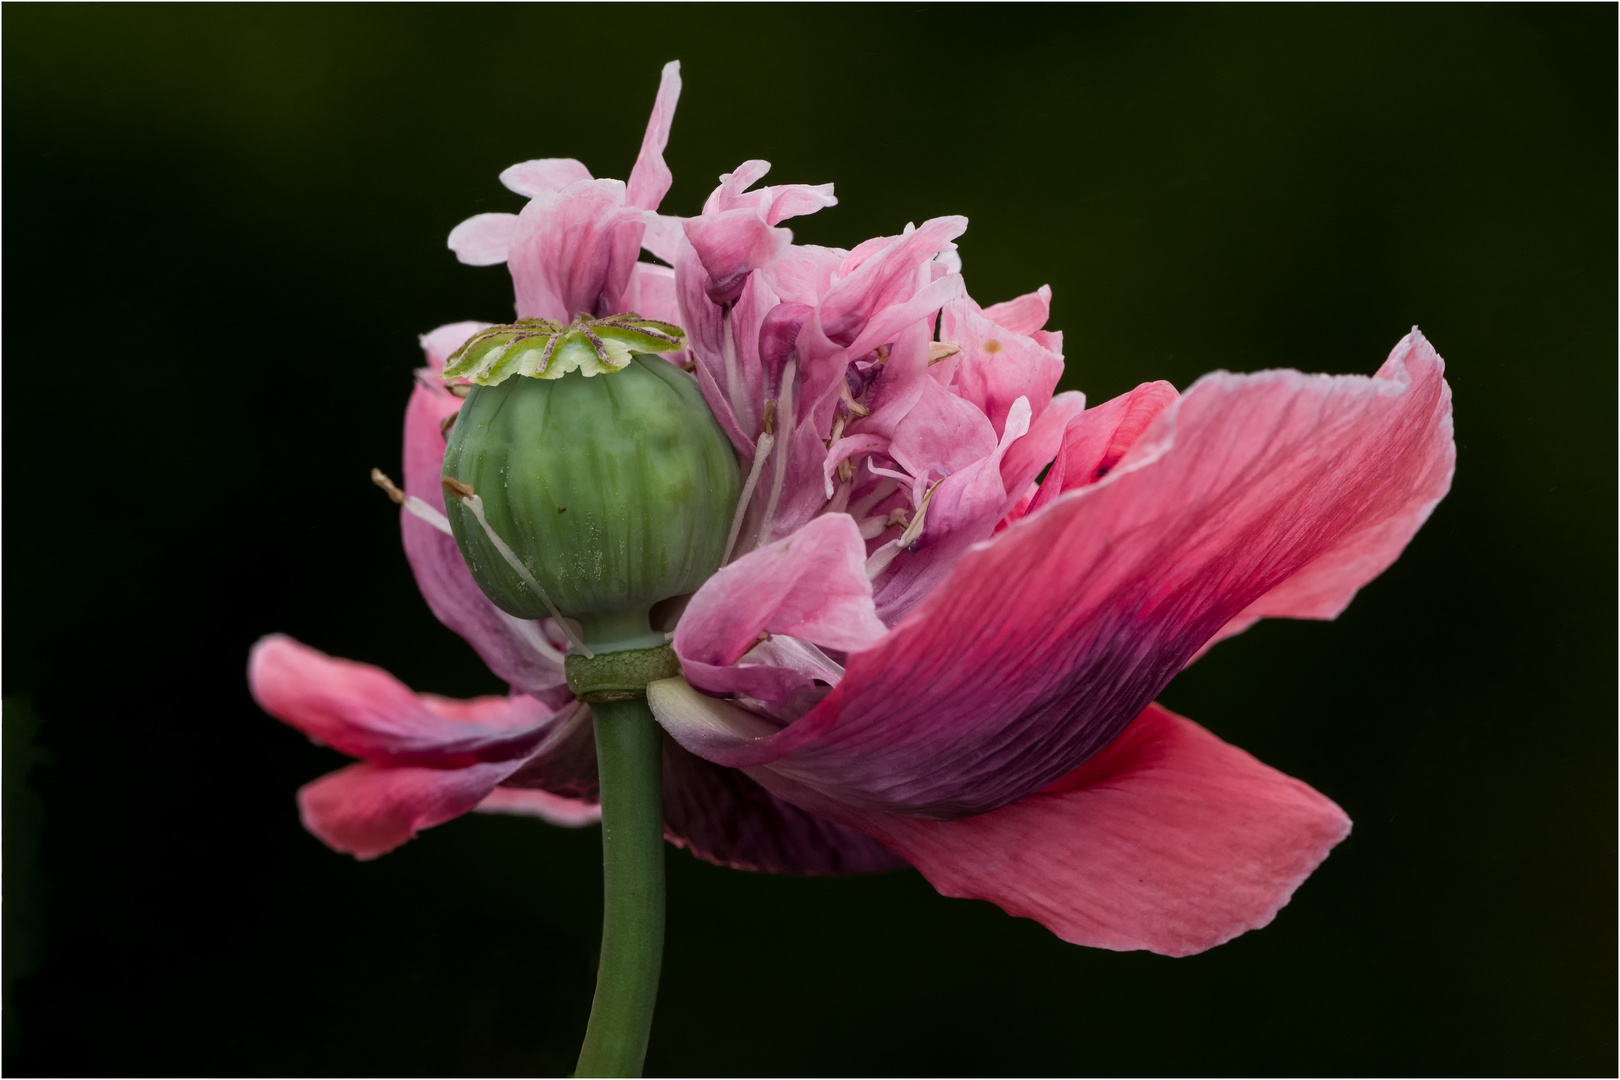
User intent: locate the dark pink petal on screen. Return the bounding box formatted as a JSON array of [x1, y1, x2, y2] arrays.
[[675, 514, 887, 700], [299, 759, 524, 860], [447, 212, 519, 267], [250, 635, 558, 764], [476, 786, 601, 827], [836, 702, 1351, 955], [1026, 380, 1178, 518], [980, 284, 1052, 336], [400, 374, 568, 700], [658, 331, 1453, 818], [625, 61, 681, 212], [500, 158, 593, 198], [661, 741, 905, 875]]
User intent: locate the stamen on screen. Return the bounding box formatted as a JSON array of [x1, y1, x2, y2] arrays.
[[837, 459, 855, 484], [447, 383, 473, 399], [762, 400, 777, 435], [722, 428, 775, 565], [440, 478, 592, 657], [874, 345, 891, 365], [373, 468, 453, 535], [864, 480, 941, 580], [928, 341, 962, 365], [753, 358, 796, 549], [826, 413, 846, 448], [440, 411, 458, 440], [722, 308, 745, 420], [840, 381, 871, 417]]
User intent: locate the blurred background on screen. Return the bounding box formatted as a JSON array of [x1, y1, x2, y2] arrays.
[[4, 4, 1614, 1075]]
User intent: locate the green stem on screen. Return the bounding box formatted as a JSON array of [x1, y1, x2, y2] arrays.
[[574, 696, 666, 1078]]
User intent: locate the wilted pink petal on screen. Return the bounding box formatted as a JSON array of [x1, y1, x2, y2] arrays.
[[675, 514, 887, 700], [844, 702, 1351, 956], [500, 158, 593, 198], [299, 759, 526, 860], [659, 331, 1453, 822], [447, 212, 520, 267], [250, 635, 558, 764], [980, 284, 1052, 336], [477, 786, 602, 827], [684, 208, 792, 305], [812, 217, 967, 348], [626, 60, 682, 211]]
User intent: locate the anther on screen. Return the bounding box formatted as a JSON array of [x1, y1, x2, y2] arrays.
[[928, 341, 962, 366], [762, 400, 777, 435], [446, 383, 473, 399], [840, 381, 871, 418], [372, 468, 406, 505], [442, 476, 475, 501], [440, 411, 458, 440]]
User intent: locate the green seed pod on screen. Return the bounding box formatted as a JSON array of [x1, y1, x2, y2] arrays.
[[441, 328, 740, 655]]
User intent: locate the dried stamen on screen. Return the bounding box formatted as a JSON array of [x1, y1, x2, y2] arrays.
[[372, 468, 454, 536], [928, 341, 962, 366]]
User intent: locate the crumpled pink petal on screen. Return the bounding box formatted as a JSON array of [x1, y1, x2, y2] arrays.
[[938, 294, 1066, 437], [980, 284, 1053, 337], [826, 702, 1351, 956], [655, 330, 1453, 821], [675, 514, 887, 703], [300, 759, 528, 861], [250, 635, 559, 764], [1028, 379, 1180, 517], [508, 178, 644, 320]]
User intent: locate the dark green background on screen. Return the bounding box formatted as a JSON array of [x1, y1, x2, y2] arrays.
[[4, 4, 1614, 1075]]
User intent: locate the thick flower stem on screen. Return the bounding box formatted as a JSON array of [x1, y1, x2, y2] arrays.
[[575, 696, 665, 1078]]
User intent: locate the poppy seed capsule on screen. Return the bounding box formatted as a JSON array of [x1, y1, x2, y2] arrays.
[[441, 345, 740, 655]]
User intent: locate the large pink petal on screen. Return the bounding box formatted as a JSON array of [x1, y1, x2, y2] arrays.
[[299, 759, 524, 860], [835, 702, 1351, 955], [683, 207, 791, 305], [400, 376, 568, 701], [625, 60, 681, 212], [659, 331, 1453, 818], [251, 635, 558, 764], [675, 514, 887, 701]]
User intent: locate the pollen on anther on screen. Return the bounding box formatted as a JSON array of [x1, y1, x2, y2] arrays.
[[442, 476, 476, 500], [371, 468, 406, 505]]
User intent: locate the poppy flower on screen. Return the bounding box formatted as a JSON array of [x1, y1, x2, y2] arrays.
[[251, 59, 1454, 956]]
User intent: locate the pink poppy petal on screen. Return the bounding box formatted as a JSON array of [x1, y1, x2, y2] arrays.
[[446, 212, 520, 267], [674, 514, 888, 698], [299, 759, 524, 860], [838, 702, 1351, 956], [663, 331, 1453, 820], [476, 786, 601, 827], [499, 158, 593, 198], [625, 60, 681, 212], [624, 261, 682, 327], [814, 217, 968, 348], [508, 179, 635, 320], [980, 284, 1053, 336], [939, 296, 1065, 436], [250, 635, 557, 764], [683, 207, 792, 305], [640, 213, 684, 265], [662, 740, 904, 875], [999, 390, 1086, 504], [765, 182, 837, 226]]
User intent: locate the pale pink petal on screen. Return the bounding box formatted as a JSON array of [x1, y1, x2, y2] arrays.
[[418, 321, 487, 370], [939, 295, 1065, 436], [507, 179, 637, 320], [765, 182, 837, 225], [832, 702, 1351, 955], [640, 213, 684, 265], [625, 60, 681, 212], [623, 262, 682, 327], [476, 786, 601, 827], [888, 377, 998, 483], [446, 212, 520, 267], [704, 160, 773, 213], [299, 759, 524, 860], [661, 331, 1453, 821], [499, 158, 593, 197], [813, 217, 967, 347], [999, 390, 1086, 505], [674, 515, 887, 700], [250, 635, 557, 764], [980, 284, 1052, 336]]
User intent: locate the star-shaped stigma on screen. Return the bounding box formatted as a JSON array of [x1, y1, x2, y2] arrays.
[[441, 312, 686, 386]]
